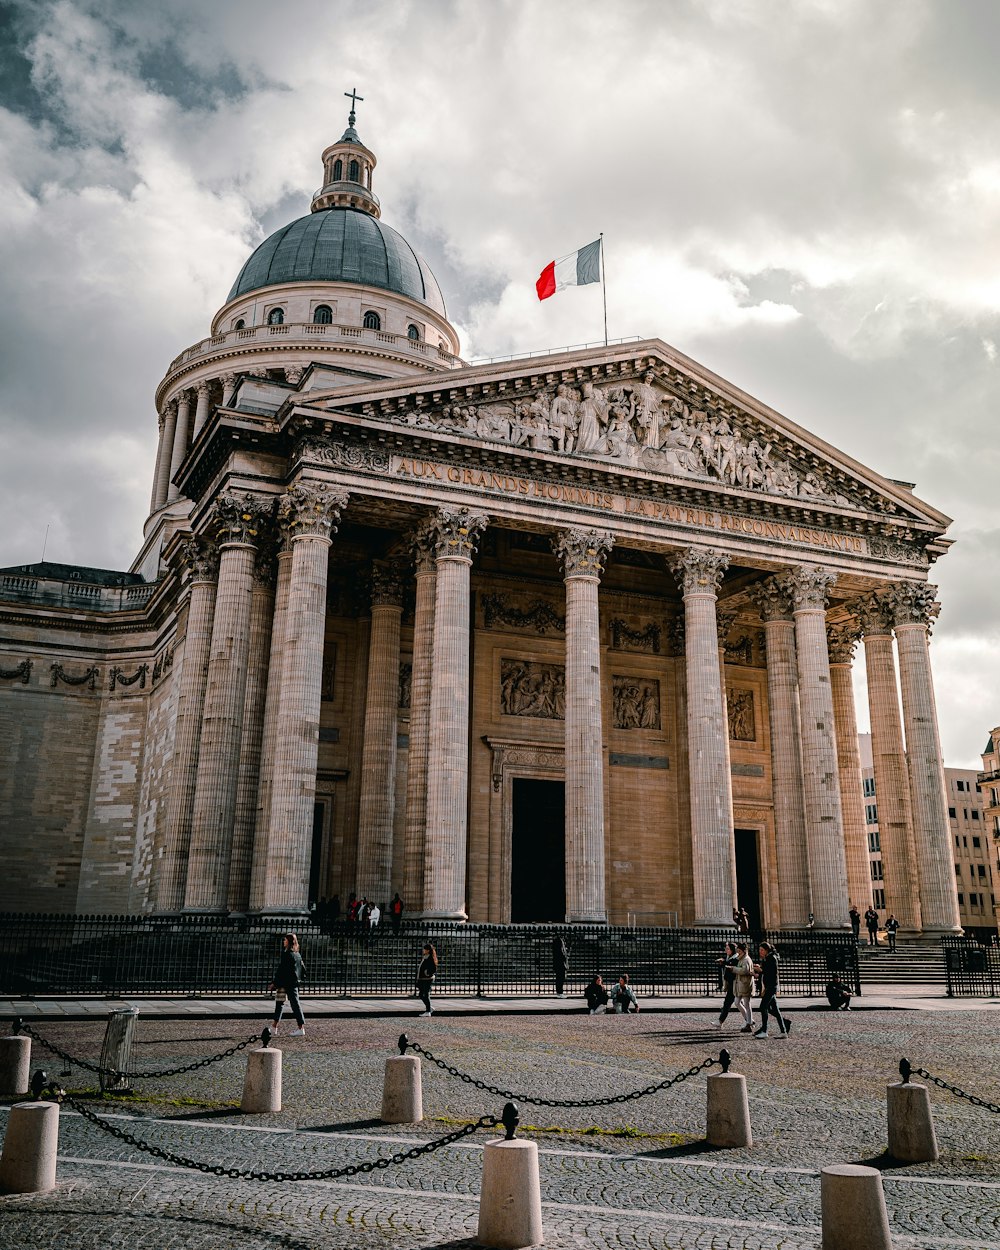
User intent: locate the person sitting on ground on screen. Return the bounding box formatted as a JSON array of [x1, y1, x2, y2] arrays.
[[584, 974, 609, 1014], [825, 972, 852, 1011], [612, 973, 640, 1014]]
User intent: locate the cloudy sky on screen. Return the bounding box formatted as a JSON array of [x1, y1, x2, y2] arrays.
[[1, 0, 998, 765]]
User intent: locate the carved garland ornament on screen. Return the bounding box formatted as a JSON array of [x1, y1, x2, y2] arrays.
[[0, 659, 31, 684], [152, 647, 174, 684], [297, 436, 391, 475], [108, 664, 149, 693], [50, 663, 99, 690], [482, 592, 565, 635], [609, 619, 661, 653]]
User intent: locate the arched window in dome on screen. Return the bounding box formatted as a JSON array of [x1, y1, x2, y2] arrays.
[[333, 158, 343, 181], [313, 304, 333, 324], [407, 323, 421, 341], [267, 307, 285, 325], [363, 310, 381, 331], [234, 319, 245, 330], [348, 159, 360, 183]]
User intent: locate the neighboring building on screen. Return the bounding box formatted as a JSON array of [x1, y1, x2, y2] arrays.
[[860, 733, 990, 939], [976, 728, 1000, 938], [0, 106, 963, 933]]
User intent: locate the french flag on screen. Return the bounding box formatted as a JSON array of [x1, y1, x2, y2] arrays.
[[536, 238, 602, 301]]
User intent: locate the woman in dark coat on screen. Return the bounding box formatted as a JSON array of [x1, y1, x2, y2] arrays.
[[416, 943, 438, 1016], [269, 933, 306, 1036]]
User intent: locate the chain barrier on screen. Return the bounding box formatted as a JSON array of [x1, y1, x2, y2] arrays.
[[50, 1089, 498, 1182], [402, 1036, 723, 1107], [19, 1020, 266, 1081], [899, 1058, 1000, 1115]]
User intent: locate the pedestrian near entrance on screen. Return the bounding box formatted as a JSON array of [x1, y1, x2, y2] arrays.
[[754, 942, 789, 1038], [416, 942, 438, 1016], [849, 903, 861, 943], [825, 973, 853, 1010], [885, 913, 899, 952], [553, 934, 569, 996], [584, 974, 609, 1013], [269, 933, 306, 1037], [865, 906, 880, 946], [612, 973, 640, 1013], [716, 941, 738, 1027], [733, 942, 755, 1032], [390, 892, 404, 935]]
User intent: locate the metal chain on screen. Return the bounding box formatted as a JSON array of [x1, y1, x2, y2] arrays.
[[406, 1041, 718, 1107], [59, 1091, 497, 1181], [21, 1021, 264, 1080], [913, 1067, 1000, 1115]]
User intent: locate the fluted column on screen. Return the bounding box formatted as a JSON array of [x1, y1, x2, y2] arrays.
[[221, 373, 238, 407], [555, 529, 614, 924], [149, 412, 167, 513], [184, 493, 274, 911], [192, 380, 212, 438], [888, 583, 962, 933], [253, 482, 348, 913], [229, 543, 277, 912], [860, 595, 921, 932], [167, 390, 192, 502], [422, 508, 488, 919], [749, 577, 811, 927], [669, 548, 736, 926], [154, 401, 177, 510], [789, 567, 850, 928], [156, 538, 219, 911], [355, 560, 405, 905], [827, 619, 872, 917], [402, 525, 437, 912]]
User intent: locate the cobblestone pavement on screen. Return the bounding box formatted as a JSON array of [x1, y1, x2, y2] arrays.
[[2, 1008, 999, 1249]]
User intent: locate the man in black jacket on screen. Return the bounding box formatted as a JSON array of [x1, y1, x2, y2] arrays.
[[754, 942, 790, 1039]]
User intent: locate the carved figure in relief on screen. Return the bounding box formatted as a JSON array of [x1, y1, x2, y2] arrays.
[[632, 370, 663, 448], [615, 680, 642, 729], [612, 677, 661, 731], [639, 683, 660, 729], [549, 384, 579, 453], [728, 689, 755, 742], [575, 381, 608, 454], [500, 659, 565, 720], [519, 394, 554, 451]]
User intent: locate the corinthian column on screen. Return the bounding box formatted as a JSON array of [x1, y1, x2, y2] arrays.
[[184, 492, 274, 911], [668, 547, 736, 926], [254, 482, 348, 913], [154, 400, 177, 510], [149, 412, 166, 513], [167, 390, 192, 502], [860, 594, 921, 932], [355, 559, 405, 906], [422, 508, 488, 919], [402, 525, 437, 912], [827, 619, 872, 917], [748, 576, 810, 927], [888, 583, 962, 933], [789, 567, 850, 928], [192, 380, 213, 438], [554, 528, 615, 924], [156, 537, 219, 911], [221, 373, 238, 407]]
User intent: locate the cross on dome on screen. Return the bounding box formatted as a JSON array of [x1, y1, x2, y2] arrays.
[[344, 87, 364, 128]]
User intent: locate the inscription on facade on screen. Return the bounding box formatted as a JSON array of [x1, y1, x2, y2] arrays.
[[499, 659, 566, 720]]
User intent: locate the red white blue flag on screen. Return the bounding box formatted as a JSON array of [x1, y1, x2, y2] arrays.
[[536, 239, 602, 300]]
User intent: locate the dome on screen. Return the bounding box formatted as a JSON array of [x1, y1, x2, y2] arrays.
[[226, 207, 447, 316]]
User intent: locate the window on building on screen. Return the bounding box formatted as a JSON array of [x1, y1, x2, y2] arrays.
[[267, 307, 284, 325], [349, 159, 360, 182], [868, 830, 881, 852], [958, 893, 965, 905], [972, 810, 980, 821], [970, 864, 976, 878], [863, 777, 876, 796], [407, 323, 420, 340], [234, 319, 245, 330], [955, 836, 961, 848], [333, 158, 343, 181], [973, 836, 982, 849], [949, 807, 957, 819], [963, 836, 968, 847], [978, 864, 987, 879], [313, 305, 333, 324], [363, 310, 381, 330], [870, 861, 883, 881], [956, 863, 962, 876], [866, 803, 878, 824], [873, 889, 885, 909]]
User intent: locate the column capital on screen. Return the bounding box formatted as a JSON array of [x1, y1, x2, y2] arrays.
[[857, 593, 894, 637], [369, 559, 405, 608], [208, 490, 275, 547], [284, 366, 304, 385], [430, 508, 489, 561], [163, 397, 178, 418], [668, 547, 729, 596], [553, 528, 614, 579], [278, 481, 349, 541], [748, 573, 795, 621], [788, 565, 836, 611], [884, 581, 940, 631], [195, 380, 212, 398], [408, 520, 439, 573], [826, 619, 862, 664], [181, 535, 220, 583], [717, 606, 738, 649]]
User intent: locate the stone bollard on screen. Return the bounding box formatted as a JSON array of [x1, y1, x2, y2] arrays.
[[0, 1101, 59, 1193], [241, 1046, 281, 1114], [821, 1164, 893, 1250], [887, 1080, 939, 1163], [478, 1137, 544, 1250], [381, 1055, 422, 1124], [706, 1071, 752, 1147], [0, 1036, 31, 1097]]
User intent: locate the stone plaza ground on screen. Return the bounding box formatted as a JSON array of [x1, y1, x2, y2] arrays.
[[1, 997, 998, 1249]]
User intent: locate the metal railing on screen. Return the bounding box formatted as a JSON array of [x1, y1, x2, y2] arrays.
[[468, 336, 642, 367], [942, 935, 1000, 996], [0, 914, 858, 999]]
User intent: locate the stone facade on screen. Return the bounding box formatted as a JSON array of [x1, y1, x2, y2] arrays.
[[0, 117, 963, 933]]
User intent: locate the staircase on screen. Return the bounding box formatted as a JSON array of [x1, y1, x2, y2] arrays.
[[856, 939, 949, 991]]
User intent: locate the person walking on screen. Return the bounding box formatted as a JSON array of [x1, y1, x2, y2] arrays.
[[849, 903, 861, 943], [269, 933, 306, 1037], [584, 974, 609, 1013], [612, 973, 640, 1013], [864, 906, 880, 946], [733, 941, 755, 1033], [716, 941, 738, 1028], [416, 942, 438, 1016], [754, 942, 789, 1038], [885, 913, 899, 952], [552, 934, 569, 996], [390, 893, 404, 936]]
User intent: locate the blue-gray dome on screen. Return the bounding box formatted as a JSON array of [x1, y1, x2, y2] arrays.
[[227, 207, 447, 316]]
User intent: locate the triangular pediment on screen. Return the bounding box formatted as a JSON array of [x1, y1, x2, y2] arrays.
[[290, 339, 950, 536]]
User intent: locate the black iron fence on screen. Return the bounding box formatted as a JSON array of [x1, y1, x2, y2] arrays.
[[0, 913, 859, 999], [943, 936, 1000, 997]]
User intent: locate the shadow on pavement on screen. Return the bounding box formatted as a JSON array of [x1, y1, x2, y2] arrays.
[[310, 1116, 385, 1133], [849, 1150, 921, 1172], [638, 1139, 727, 1160], [0, 1207, 317, 1250]]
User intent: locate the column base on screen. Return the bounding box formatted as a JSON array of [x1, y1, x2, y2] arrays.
[[417, 910, 468, 922], [913, 925, 964, 937], [566, 913, 608, 925]]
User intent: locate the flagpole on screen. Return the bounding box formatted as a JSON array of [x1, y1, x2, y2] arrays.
[[600, 232, 608, 347]]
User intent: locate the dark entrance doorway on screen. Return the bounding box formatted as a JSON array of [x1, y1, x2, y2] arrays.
[[309, 801, 326, 907], [510, 778, 565, 923], [733, 828, 762, 931]]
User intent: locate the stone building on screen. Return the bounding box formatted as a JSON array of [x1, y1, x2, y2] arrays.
[[0, 109, 962, 933]]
